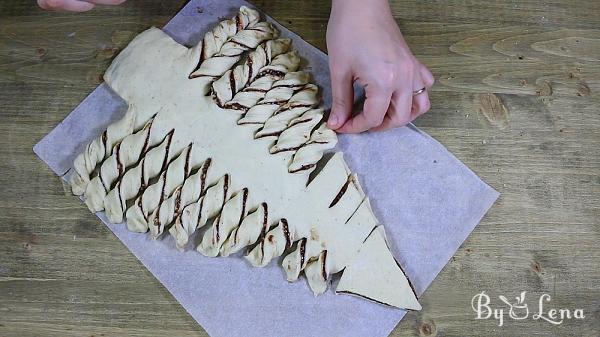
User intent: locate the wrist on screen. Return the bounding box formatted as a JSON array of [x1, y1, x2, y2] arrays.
[[331, 0, 392, 18], [332, 0, 388, 5]]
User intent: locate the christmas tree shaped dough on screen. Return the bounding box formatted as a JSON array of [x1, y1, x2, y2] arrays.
[[67, 6, 420, 310]]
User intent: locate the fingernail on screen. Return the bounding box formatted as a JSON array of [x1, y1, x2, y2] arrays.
[[328, 113, 339, 127]]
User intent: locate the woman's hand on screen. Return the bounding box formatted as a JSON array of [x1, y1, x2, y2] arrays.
[[326, 0, 434, 133], [38, 0, 126, 12]]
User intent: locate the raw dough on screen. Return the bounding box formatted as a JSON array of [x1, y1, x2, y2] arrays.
[[68, 6, 420, 310]]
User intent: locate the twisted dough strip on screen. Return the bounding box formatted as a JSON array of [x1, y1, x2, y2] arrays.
[[304, 250, 330, 295], [70, 109, 138, 196], [83, 127, 174, 213], [141, 158, 212, 237], [281, 238, 323, 282], [197, 188, 250, 257], [269, 108, 324, 154], [289, 124, 338, 173], [123, 143, 194, 234], [223, 51, 301, 112], [101, 130, 175, 223], [190, 6, 260, 77], [220, 202, 269, 257], [172, 174, 232, 249], [189, 22, 277, 80], [82, 117, 155, 211], [212, 39, 292, 107], [245, 218, 294, 267], [237, 71, 310, 125], [254, 84, 319, 138]]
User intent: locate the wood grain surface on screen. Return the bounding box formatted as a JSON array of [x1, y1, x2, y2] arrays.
[[1, 1, 599, 336]]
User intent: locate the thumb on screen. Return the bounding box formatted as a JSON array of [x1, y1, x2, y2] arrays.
[[327, 68, 354, 129]]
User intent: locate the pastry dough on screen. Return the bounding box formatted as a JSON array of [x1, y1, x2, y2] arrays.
[[68, 7, 420, 310], [337, 226, 422, 310]]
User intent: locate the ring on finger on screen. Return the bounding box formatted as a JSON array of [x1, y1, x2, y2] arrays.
[[413, 87, 427, 96]]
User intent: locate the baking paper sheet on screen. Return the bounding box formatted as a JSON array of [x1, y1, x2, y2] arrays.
[[33, 1, 499, 336]]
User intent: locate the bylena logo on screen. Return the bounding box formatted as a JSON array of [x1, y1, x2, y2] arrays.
[[471, 291, 585, 326]]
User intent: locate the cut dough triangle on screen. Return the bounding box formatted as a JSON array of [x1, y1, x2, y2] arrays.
[[336, 226, 421, 310]]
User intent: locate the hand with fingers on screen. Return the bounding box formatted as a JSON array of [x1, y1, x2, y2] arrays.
[[37, 0, 126, 12], [326, 0, 435, 133]]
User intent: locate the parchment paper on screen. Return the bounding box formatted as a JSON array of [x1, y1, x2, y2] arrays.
[[33, 1, 499, 336]]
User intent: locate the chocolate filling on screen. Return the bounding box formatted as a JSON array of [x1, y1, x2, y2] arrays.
[[299, 238, 307, 268], [263, 44, 270, 64], [139, 158, 146, 191], [278, 138, 317, 155], [321, 250, 328, 280], [287, 103, 313, 110], [223, 102, 249, 111], [115, 143, 123, 177], [214, 213, 223, 242], [287, 117, 312, 128], [281, 218, 291, 248], [141, 118, 153, 154], [257, 68, 285, 78], [199, 158, 211, 197], [211, 175, 229, 241], [200, 38, 207, 64], [137, 194, 144, 217], [260, 203, 268, 237], [237, 120, 263, 126], [158, 172, 168, 205], [196, 196, 206, 227], [272, 83, 305, 89], [260, 240, 266, 260], [255, 130, 282, 139], [161, 130, 175, 171], [153, 209, 161, 228], [222, 174, 230, 207], [117, 183, 124, 212], [231, 39, 252, 50], [275, 103, 313, 116], [174, 188, 182, 214], [336, 290, 395, 308], [214, 71, 236, 108], [238, 188, 249, 227], [184, 143, 193, 177], [243, 87, 268, 93], [270, 145, 301, 154], [235, 15, 242, 31], [289, 163, 316, 173], [98, 172, 108, 191], [101, 130, 107, 154], [232, 227, 240, 245], [259, 99, 287, 106], [247, 54, 254, 82], [329, 176, 352, 208]]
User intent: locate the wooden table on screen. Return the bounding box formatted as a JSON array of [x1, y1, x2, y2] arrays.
[[1, 1, 598, 336]]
